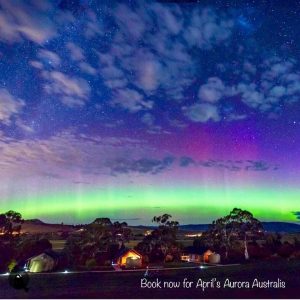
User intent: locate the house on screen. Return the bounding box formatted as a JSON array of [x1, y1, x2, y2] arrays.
[[203, 249, 213, 263], [26, 250, 59, 273], [113, 249, 143, 269], [181, 253, 202, 263]]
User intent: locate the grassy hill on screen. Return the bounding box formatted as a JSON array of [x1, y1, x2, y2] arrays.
[[20, 220, 300, 234], [21, 219, 75, 234]]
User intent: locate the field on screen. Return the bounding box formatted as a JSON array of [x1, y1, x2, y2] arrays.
[[21, 222, 74, 234], [1, 259, 300, 298]]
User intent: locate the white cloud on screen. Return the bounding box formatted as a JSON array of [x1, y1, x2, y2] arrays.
[[43, 71, 91, 107], [188, 55, 300, 120], [105, 78, 127, 89], [97, 3, 235, 113], [239, 86, 264, 108], [0, 89, 24, 125], [0, 131, 155, 184], [29, 60, 43, 69], [269, 86, 286, 98], [101, 65, 124, 78], [114, 4, 145, 40], [66, 42, 85, 61], [0, 0, 56, 44], [15, 119, 34, 133], [141, 113, 155, 127], [198, 77, 225, 103], [134, 51, 161, 92], [150, 3, 183, 35], [112, 89, 153, 113], [227, 114, 247, 121], [84, 11, 103, 38], [79, 62, 97, 75], [183, 103, 220, 123], [183, 8, 234, 49], [37, 49, 61, 67]]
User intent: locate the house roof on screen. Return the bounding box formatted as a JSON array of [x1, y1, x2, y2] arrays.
[[26, 250, 60, 262], [115, 248, 142, 259]]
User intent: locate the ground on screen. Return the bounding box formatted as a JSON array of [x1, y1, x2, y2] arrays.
[[1, 259, 299, 298]]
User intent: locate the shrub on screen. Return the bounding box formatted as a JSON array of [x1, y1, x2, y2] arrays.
[[248, 244, 272, 259], [85, 258, 97, 269], [227, 248, 245, 263], [277, 242, 295, 258], [8, 259, 17, 272]]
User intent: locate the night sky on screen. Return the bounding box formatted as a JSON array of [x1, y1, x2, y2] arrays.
[[0, 0, 300, 225]]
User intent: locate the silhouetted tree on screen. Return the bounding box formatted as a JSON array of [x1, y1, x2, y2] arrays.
[[17, 238, 52, 261], [205, 208, 263, 260], [0, 210, 24, 237], [64, 218, 132, 266], [137, 214, 180, 262]]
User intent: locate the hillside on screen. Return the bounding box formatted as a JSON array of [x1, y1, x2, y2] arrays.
[[20, 220, 300, 234], [179, 222, 300, 233], [21, 219, 75, 234]]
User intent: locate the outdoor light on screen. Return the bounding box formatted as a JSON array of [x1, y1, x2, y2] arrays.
[[63, 270, 69, 274]]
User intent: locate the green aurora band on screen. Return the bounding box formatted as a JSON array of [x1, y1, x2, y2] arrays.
[[2, 187, 299, 224]]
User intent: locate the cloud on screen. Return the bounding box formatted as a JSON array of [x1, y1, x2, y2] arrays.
[[79, 62, 97, 75], [183, 55, 300, 122], [245, 160, 270, 171], [228, 56, 300, 116], [84, 11, 102, 38], [198, 77, 225, 103], [226, 114, 247, 121], [29, 60, 43, 69], [43, 71, 91, 107], [114, 4, 145, 40], [141, 113, 155, 127], [112, 88, 153, 113], [37, 49, 61, 68], [109, 156, 175, 176], [198, 159, 278, 172], [179, 156, 196, 167], [96, 2, 235, 115], [0, 131, 157, 182], [66, 42, 85, 61], [183, 8, 234, 49], [15, 119, 35, 133], [135, 55, 161, 92], [73, 181, 90, 185], [0, 89, 24, 125], [183, 103, 220, 123], [0, 0, 56, 44], [3, 0, 300, 127]]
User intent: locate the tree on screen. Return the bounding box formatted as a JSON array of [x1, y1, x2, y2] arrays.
[[136, 214, 179, 262], [0, 211, 24, 237], [152, 214, 179, 243], [92, 218, 112, 227], [206, 208, 263, 260], [17, 238, 52, 262], [66, 217, 132, 266]]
